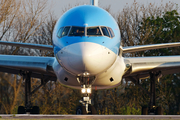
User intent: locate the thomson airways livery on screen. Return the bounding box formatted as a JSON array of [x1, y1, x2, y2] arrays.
[[1, 0, 180, 115]]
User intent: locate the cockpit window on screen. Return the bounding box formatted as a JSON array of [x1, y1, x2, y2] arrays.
[[108, 27, 115, 38], [101, 27, 110, 37], [69, 27, 85, 36], [87, 27, 102, 36], [57, 27, 64, 38], [57, 26, 115, 38], [61, 26, 70, 37]]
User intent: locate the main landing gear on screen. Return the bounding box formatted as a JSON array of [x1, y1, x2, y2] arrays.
[[17, 71, 51, 114], [76, 76, 97, 114], [142, 71, 163, 115], [129, 71, 163, 115]]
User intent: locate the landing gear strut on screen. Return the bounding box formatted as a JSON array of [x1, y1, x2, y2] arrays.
[[25, 71, 33, 113], [129, 71, 163, 115], [76, 76, 97, 114], [17, 71, 50, 114], [147, 71, 162, 115], [17, 71, 39, 114]]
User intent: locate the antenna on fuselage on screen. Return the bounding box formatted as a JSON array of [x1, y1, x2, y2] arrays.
[[90, 0, 98, 6]]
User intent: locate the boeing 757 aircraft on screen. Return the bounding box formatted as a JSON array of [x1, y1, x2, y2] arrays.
[[0, 0, 180, 115]]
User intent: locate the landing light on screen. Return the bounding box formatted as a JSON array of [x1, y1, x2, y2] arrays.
[[81, 88, 86, 93], [87, 88, 91, 94], [83, 72, 90, 76], [81, 88, 91, 94]]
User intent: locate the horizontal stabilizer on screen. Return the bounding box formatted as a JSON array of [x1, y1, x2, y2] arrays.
[[123, 42, 180, 53], [0, 41, 53, 51]]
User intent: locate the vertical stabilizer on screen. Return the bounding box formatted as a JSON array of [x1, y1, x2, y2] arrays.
[[90, 0, 98, 6]]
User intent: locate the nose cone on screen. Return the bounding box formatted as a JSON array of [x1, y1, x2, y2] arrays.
[[57, 42, 117, 75]]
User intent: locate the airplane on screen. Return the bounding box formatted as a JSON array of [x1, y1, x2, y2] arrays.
[[1, 0, 180, 115]]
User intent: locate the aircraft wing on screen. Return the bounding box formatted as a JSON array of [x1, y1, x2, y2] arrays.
[[122, 42, 180, 53], [0, 55, 57, 81], [123, 56, 180, 80], [0, 41, 53, 51]]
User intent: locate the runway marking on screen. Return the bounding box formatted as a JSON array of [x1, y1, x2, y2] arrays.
[[0, 114, 180, 119]]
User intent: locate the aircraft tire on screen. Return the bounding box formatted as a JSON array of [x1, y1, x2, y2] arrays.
[[76, 106, 86, 115], [18, 106, 25, 114], [31, 106, 40, 114], [90, 105, 97, 114], [141, 106, 148, 115], [156, 106, 163, 115]]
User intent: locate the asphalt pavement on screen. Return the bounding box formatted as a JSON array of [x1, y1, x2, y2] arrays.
[[1, 114, 180, 119]]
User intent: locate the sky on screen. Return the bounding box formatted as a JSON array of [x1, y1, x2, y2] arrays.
[[47, 0, 180, 18]]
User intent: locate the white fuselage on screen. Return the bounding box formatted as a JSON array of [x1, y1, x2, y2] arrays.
[[53, 42, 126, 89]]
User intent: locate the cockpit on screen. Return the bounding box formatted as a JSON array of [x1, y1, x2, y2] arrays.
[[57, 26, 115, 38]]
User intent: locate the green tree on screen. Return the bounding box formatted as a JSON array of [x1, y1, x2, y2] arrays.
[[140, 10, 180, 56]]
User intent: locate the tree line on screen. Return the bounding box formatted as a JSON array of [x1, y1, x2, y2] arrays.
[[0, 0, 180, 114]]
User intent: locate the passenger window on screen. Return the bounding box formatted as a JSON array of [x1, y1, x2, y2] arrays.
[[61, 26, 70, 37], [101, 27, 110, 37], [69, 27, 85, 36], [57, 27, 64, 38], [87, 27, 102, 36], [108, 27, 115, 38]]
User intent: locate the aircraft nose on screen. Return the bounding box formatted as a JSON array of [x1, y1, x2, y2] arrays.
[[57, 42, 117, 75]]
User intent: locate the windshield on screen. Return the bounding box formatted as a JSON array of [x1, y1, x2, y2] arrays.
[[108, 27, 115, 38], [69, 27, 85, 36], [101, 27, 110, 37], [57, 27, 64, 38], [61, 26, 70, 37], [57, 26, 115, 38], [87, 27, 102, 36]]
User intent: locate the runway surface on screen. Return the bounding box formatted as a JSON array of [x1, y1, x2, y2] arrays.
[[1, 115, 180, 119]]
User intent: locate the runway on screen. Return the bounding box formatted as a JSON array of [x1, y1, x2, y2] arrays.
[[1, 115, 180, 119]]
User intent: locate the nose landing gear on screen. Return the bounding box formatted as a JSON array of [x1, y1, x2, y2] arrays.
[[79, 85, 92, 114], [76, 76, 97, 114]]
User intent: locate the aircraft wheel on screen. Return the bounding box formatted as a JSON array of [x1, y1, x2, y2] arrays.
[[76, 106, 86, 115], [156, 106, 163, 115], [18, 106, 25, 114], [90, 105, 97, 114], [31, 106, 40, 114], [141, 106, 148, 115]]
